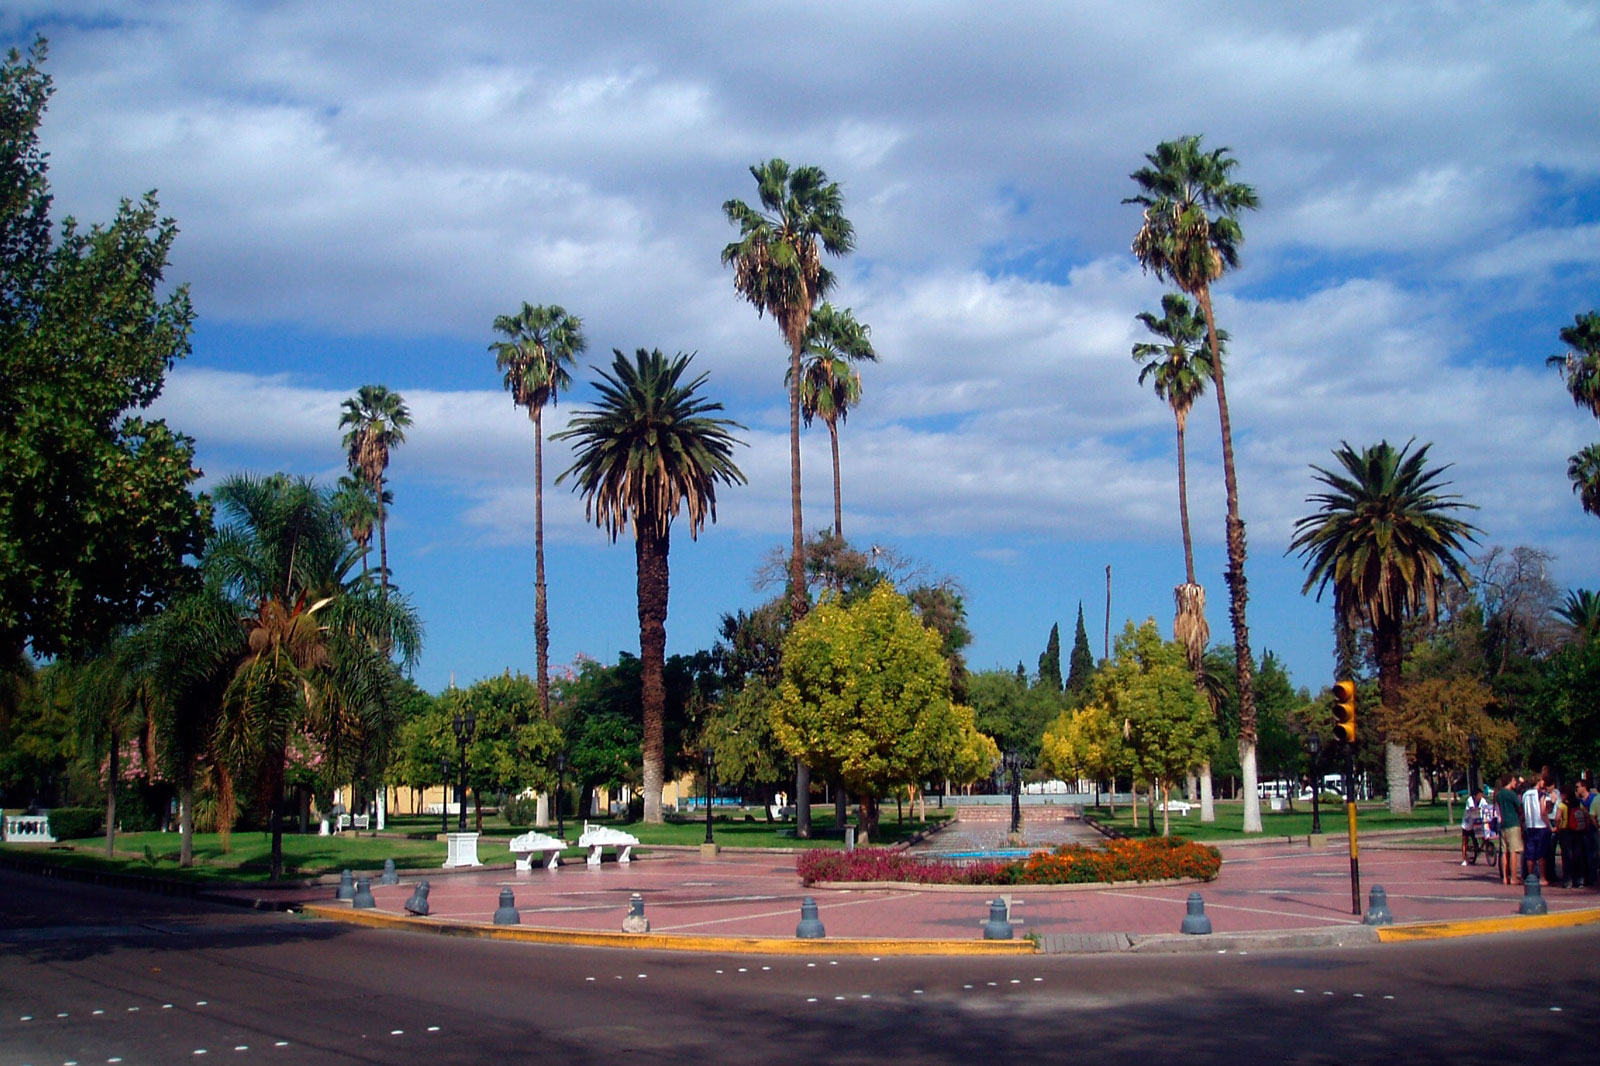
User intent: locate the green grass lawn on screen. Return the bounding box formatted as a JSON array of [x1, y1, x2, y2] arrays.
[[1089, 798, 1463, 841]]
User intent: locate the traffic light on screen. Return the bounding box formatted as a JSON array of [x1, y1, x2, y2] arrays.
[[1331, 680, 1357, 744]]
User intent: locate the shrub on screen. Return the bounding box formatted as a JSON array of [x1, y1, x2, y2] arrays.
[[44, 806, 102, 840], [502, 795, 537, 827], [797, 836, 1221, 887]]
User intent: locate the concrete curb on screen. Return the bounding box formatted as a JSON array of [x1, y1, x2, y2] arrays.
[[1374, 906, 1600, 943], [300, 903, 1038, 956]]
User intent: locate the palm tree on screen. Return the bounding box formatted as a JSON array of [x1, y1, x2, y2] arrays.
[[332, 475, 380, 577], [206, 473, 421, 878], [490, 303, 586, 719], [1126, 135, 1263, 830], [1555, 588, 1600, 644], [554, 349, 745, 824], [723, 159, 853, 839], [60, 637, 152, 858], [338, 385, 411, 602], [1289, 440, 1479, 813], [791, 303, 877, 537], [1567, 443, 1600, 518], [1132, 291, 1218, 819], [1547, 310, 1600, 416]]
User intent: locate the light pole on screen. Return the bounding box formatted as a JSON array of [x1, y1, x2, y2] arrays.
[[1003, 750, 1023, 840], [452, 711, 477, 832], [1467, 733, 1481, 797], [703, 748, 716, 845], [438, 757, 449, 836], [1307, 734, 1323, 836], [554, 753, 567, 840]]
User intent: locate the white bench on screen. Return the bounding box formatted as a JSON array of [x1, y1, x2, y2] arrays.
[[577, 822, 639, 866], [508, 830, 567, 871], [1161, 801, 1193, 817], [352, 813, 370, 831]]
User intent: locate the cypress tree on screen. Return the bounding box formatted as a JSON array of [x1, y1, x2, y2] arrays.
[[1066, 602, 1096, 699], [1037, 622, 1063, 691]]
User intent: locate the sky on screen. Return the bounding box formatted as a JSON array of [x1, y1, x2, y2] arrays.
[[8, 1, 1598, 697]]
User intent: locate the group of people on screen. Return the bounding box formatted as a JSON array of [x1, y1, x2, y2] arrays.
[[1461, 771, 1598, 889]]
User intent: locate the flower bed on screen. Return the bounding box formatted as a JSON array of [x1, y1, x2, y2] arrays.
[[797, 836, 1221, 887]]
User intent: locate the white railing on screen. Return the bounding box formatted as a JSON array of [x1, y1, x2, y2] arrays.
[[3, 814, 56, 843]]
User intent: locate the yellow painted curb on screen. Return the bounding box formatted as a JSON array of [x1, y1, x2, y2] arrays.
[[1376, 907, 1600, 943], [301, 903, 1037, 956]]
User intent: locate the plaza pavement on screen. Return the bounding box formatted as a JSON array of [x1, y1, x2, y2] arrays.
[[256, 821, 1600, 952]]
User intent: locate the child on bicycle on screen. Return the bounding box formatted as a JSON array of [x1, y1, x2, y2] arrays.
[[1462, 787, 1486, 866]]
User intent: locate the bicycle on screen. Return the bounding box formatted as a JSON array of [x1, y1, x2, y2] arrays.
[[1466, 825, 1499, 866]]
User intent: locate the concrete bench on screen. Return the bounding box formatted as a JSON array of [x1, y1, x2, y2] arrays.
[[1161, 801, 1193, 817], [2, 814, 55, 843], [508, 830, 567, 871], [577, 822, 639, 866]]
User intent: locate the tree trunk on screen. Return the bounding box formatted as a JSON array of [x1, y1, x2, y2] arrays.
[[834, 779, 846, 832], [1161, 781, 1171, 838], [1197, 285, 1259, 834], [377, 472, 389, 601], [637, 526, 670, 824], [1176, 411, 1196, 586], [533, 407, 550, 719], [1200, 762, 1215, 822], [860, 793, 880, 844], [1375, 618, 1411, 813], [828, 414, 843, 538], [104, 731, 119, 858], [179, 783, 194, 867], [268, 751, 285, 882]]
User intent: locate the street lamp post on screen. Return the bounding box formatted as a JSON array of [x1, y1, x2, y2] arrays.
[[1003, 750, 1023, 840], [554, 753, 567, 840], [1307, 734, 1323, 836], [703, 748, 716, 845], [452, 712, 477, 832], [438, 757, 449, 836], [1467, 734, 1481, 797]]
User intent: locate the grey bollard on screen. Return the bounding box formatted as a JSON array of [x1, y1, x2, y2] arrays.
[[982, 898, 1014, 940], [404, 879, 431, 916], [379, 858, 399, 885], [622, 892, 649, 933], [1362, 885, 1393, 926], [795, 896, 826, 939], [1180, 892, 1212, 935], [493, 887, 520, 925], [351, 877, 375, 909], [335, 869, 355, 901], [1518, 871, 1549, 916]]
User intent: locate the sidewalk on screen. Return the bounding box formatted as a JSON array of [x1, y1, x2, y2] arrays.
[[278, 839, 1600, 952]]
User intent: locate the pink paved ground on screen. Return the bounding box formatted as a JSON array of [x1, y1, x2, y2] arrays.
[[262, 842, 1600, 938]]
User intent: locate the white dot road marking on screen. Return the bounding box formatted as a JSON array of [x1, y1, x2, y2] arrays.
[[761, 966, 771, 971], [127, 1007, 139, 1012], [807, 997, 818, 1003], [234, 1047, 248, 1052], [196, 1001, 207, 1006], [93, 1010, 104, 1015], [737, 967, 747, 972], [1384, 996, 1395, 1000], [390, 1029, 404, 1035], [20, 1015, 31, 1021], [636, 974, 647, 979], [274, 1042, 288, 1047], [963, 984, 973, 989], [1551, 1007, 1563, 1013], [828, 961, 837, 966], [58, 1012, 69, 1018], [714, 969, 723, 974], [834, 995, 845, 1001], [586, 977, 596, 981], [806, 962, 816, 967], [163, 1004, 173, 1009], [1010, 979, 1020, 984], [860, 994, 871, 1000], [913, 990, 923, 995], [1032, 978, 1043, 983], [194, 1052, 207, 1057], [1353, 994, 1364, 998], [427, 1027, 440, 1032]]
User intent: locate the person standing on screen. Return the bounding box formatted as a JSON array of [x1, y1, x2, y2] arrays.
[[1575, 778, 1598, 889], [1521, 775, 1551, 884], [1461, 787, 1486, 867], [1494, 774, 1524, 885]]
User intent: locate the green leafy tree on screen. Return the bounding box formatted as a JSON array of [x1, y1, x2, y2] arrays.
[[338, 385, 410, 603], [491, 303, 585, 718], [1094, 620, 1217, 836], [1066, 602, 1096, 701], [967, 668, 1064, 760], [791, 303, 877, 537], [1039, 702, 1129, 813], [555, 349, 745, 823], [0, 40, 208, 659], [1290, 440, 1479, 813], [1037, 622, 1063, 693], [1126, 135, 1262, 831], [772, 583, 960, 841], [444, 672, 561, 830]]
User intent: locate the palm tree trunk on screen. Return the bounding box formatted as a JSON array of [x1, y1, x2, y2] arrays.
[[104, 730, 119, 858], [533, 408, 550, 719], [637, 525, 670, 824], [1375, 617, 1411, 813], [179, 783, 194, 867], [1200, 762, 1215, 822], [268, 750, 286, 882], [1176, 412, 1196, 586], [787, 324, 813, 839], [828, 415, 843, 538], [377, 474, 389, 602], [1196, 286, 1260, 833]]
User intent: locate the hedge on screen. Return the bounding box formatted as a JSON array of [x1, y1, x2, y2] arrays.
[[797, 836, 1221, 887]]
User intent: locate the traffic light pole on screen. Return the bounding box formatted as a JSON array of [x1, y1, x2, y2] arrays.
[[1344, 744, 1360, 917]]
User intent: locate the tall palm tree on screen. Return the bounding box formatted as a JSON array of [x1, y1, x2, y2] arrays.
[[723, 159, 852, 839], [332, 475, 380, 577], [1289, 440, 1479, 813], [338, 385, 411, 602], [1133, 291, 1218, 819], [1126, 135, 1263, 830], [1567, 443, 1600, 518], [490, 303, 586, 719], [790, 303, 876, 537], [206, 473, 421, 878], [1554, 588, 1600, 644], [1547, 309, 1600, 416], [60, 636, 152, 858], [554, 349, 745, 824]]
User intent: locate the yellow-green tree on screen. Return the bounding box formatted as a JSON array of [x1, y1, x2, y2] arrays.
[[772, 583, 959, 842], [937, 703, 1000, 793], [1039, 702, 1128, 814], [1093, 620, 1216, 836]]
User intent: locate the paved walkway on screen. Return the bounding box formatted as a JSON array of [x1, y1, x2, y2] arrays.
[[228, 832, 1600, 942]]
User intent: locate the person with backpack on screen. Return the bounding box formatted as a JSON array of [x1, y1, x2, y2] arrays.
[[1574, 778, 1597, 889]]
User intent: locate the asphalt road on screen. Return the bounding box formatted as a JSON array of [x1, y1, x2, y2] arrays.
[[1, 867, 1591, 1065]]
